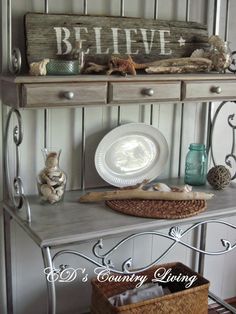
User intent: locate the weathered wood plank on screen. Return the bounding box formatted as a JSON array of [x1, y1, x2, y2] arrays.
[[25, 13, 209, 65], [2, 73, 236, 84]]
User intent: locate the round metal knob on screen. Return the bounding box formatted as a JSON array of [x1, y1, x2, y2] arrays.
[[143, 88, 154, 96], [64, 91, 74, 100], [211, 86, 222, 94]]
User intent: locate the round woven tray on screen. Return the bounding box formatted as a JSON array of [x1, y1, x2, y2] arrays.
[[106, 199, 206, 219]]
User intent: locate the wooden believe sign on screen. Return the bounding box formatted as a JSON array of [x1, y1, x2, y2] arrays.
[[25, 13, 209, 65]]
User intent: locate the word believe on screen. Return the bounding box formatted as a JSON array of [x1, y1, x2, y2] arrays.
[[53, 27, 173, 56]]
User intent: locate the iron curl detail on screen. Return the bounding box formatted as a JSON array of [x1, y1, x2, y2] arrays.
[[4, 108, 31, 222], [51, 220, 236, 275], [211, 101, 236, 180]]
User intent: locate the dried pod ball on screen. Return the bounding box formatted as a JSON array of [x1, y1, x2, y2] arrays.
[[207, 165, 231, 190]]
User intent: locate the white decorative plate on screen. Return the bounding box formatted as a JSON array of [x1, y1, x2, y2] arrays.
[[95, 123, 169, 187]]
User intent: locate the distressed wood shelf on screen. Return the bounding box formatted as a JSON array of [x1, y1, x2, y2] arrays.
[[2, 73, 236, 108]]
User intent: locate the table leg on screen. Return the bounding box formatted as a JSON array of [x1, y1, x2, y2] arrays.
[[198, 223, 207, 275], [3, 208, 13, 314], [42, 247, 56, 314]]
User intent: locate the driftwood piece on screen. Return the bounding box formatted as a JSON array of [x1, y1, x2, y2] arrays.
[[25, 13, 208, 65], [83, 62, 108, 74], [84, 56, 212, 75], [79, 189, 214, 203], [145, 57, 212, 74]]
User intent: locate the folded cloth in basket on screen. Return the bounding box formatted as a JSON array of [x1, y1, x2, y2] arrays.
[[108, 282, 171, 306]]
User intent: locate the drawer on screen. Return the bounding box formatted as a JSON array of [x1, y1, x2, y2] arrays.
[[108, 82, 181, 104], [22, 83, 107, 107], [182, 80, 236, 101]]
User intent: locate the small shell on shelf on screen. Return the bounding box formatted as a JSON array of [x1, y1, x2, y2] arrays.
[[171, 185, 192, 193], [208, 35, 225, 52], [153, 182, 172, 192], [152, 182, 192, 193], [190, 49, 205, 58], [29, 58, 50, 76]]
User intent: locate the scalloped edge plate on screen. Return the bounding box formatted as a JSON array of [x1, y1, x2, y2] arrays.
[[95, 123, 169, 187]]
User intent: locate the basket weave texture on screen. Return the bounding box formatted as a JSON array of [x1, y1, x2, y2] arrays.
[[106, 199, 206, 219], [91, 262, 209, 314]]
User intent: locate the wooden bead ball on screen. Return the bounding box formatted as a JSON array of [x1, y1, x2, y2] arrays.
[[207, 165, 231, 190]]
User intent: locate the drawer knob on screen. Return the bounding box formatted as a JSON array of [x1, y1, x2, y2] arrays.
[[211, 86, 222, 94], [64, 91, 75, 100], [143, 88, 154, 96]]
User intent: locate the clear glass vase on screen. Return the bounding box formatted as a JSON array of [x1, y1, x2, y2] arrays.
[[37, 148, 67, 204], [210, 41, 232, 73]]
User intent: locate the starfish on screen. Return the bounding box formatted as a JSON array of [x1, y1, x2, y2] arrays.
[[178, 36, 186, 47]]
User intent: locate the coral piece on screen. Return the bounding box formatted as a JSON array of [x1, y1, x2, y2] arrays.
[[106, 55, 146, 75], [85, 55, 149, 76], [207, 165, 231, 190], [29, 58, 50, 76]]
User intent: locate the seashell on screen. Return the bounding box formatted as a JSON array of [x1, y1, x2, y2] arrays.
[[171, 185, 192, 193], [29, 59, 50, 76], [208, 35, 225, 52], [45, 154, 59, 168], [48, 193, 60, 204], [153, 182, 171, 192], [40, 184, 53, 197], [48, 171, 62, 177], [55, 186, 64, 197], [190, 49, 205, 58], [47, 180, 59, 186]]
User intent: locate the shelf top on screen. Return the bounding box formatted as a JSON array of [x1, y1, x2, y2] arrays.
[[3, 178, 236, 248], [2, 73, 236, 84]]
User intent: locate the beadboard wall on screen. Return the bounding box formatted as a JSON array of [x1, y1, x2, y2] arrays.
[[1, 1, 236, 314]]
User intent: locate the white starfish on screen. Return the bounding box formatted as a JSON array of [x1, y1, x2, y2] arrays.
[[178, 36, 186, 47]]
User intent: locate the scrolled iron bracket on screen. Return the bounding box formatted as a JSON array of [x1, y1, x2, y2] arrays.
[[51, 220, 236, 275], [228, 51, 236, 73], [4, 108, 31, 222], [211, 101, 236, 180], [10, 47, 22, 74], [7, 0, 22, 74]]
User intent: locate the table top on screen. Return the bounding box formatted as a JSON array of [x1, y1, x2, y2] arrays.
[[3, 178, 236, 248]]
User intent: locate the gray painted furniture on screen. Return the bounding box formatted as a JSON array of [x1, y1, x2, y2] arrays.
[[2, 74, 236, 314]]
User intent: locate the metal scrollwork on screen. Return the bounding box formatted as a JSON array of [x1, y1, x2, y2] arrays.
[[228, 51, 236, 73], [7, 0, 22, 74], [51, 220, 236, 275], [10, 48, 22, 74], [211, 101, 236, 180], [4, 108, 31, 222]]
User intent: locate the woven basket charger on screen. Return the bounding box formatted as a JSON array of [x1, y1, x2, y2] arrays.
[[106, 199, 206, 219]]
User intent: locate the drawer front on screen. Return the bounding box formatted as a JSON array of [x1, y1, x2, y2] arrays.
[[183, 80, 236, 101], [22, 83, 107, 107], [108, 82, 181, 104]]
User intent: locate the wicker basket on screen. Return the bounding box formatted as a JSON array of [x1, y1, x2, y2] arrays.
[[91, 262, 209, 314]]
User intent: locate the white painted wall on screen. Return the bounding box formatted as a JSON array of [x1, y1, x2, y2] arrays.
[[1, 0, 236, 314]]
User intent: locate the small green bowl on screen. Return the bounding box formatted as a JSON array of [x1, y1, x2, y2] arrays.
[[46, 59, 80, 75]]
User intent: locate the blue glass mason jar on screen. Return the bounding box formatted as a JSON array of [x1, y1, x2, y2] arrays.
[[184, 143, 208, 185]]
